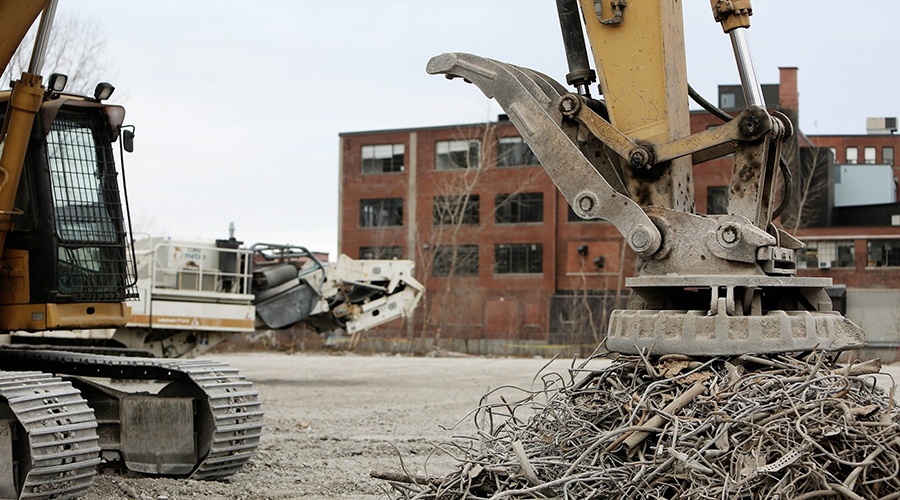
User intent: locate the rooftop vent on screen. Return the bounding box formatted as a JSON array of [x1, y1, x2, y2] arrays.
[[866, 117, 898, 135]]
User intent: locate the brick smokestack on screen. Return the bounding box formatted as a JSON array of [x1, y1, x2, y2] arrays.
[[778, 67, 799, 122]]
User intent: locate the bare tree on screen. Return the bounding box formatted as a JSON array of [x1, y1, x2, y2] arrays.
[[555, 238, 629, 355], [413, 122, 543, 352], [2, 15, 113, 95], [778, 137, 833, 231]]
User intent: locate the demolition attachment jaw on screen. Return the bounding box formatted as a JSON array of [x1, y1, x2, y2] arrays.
[[427, 50, 864, 356]]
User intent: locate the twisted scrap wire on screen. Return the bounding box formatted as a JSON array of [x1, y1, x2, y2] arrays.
[[377, 353, 900, 499]]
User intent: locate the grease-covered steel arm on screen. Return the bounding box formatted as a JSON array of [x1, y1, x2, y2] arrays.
[[426, 52, 661, 258]]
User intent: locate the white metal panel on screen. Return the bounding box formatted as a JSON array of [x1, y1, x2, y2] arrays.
[[834, 164, 896, 207]]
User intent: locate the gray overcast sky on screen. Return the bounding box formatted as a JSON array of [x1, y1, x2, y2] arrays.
[[54, 1, 897, 258]]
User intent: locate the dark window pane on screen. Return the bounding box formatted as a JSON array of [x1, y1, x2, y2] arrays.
[[432, 245, 479, 276], [435, 140, 480, 170], [433, 195, 479, 225], [797, 240, 855, 269], [495, 243, 542, 274], [362, 144, 404, 174], [48, 111, 134, 301], [495, 193, 543, 224], [707, 186, 728, 215], [867, 239, 900, 267], [360, 198, 403, 227], [497, 137, 538, 167], [359, 246, 403, 260]]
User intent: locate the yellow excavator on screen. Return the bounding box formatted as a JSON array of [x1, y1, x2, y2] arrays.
[[0, 2, 262, 498], [428, 0, 862, 356]]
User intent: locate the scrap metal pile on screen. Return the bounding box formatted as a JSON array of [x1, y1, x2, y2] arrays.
[[376, 353, 900, 499]]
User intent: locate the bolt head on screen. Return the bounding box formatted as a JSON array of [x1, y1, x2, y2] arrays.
[[630, 149, 650, 170], [722, 228, 738, 243], [559, 95, 581, 116], [578, 195, 594, 212], [740, 115, 760, 137], [631, 228, 650, 249]]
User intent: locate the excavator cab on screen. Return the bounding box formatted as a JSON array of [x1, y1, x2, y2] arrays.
[[0, 88, 136, 332]]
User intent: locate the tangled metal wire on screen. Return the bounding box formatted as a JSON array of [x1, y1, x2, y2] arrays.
[[374, 352, 900, 499]]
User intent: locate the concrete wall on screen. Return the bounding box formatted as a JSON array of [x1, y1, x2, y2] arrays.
[[846, 288, 900, 363]]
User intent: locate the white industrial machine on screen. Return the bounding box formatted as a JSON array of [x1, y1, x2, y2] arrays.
[[13, 235, 424, 357]]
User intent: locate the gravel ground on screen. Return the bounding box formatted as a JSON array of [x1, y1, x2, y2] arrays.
[[83, 352, 900, 500], [85, 352, 584, 500]]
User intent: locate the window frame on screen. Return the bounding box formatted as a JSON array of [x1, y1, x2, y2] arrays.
[[495, 192, 544, 224], [798, 240, 855, 269], [432, 244, 479, 277], [845, 146, 858, 164], [496, 136, 538, 167], [359, 246, 404, 260], [435, 139, 481, 170], [361, 143, 405, 174], [867, 239, 900, 268], [433, 194, 480, 226], [494, 243, 543, 275], [359, 198, 403, 228], [864, 146, 876, 165]]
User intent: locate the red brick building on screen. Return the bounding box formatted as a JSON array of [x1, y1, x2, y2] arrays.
[[338, 68, 900, 357]]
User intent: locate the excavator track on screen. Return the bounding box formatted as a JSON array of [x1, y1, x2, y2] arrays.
[[169, 359, 264, 480], [0, 348, 263, 483], [0, 371, 100, 500]]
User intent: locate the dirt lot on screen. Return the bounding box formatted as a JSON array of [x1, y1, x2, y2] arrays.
[[85, 352, 586, 500], [85, 352, 900, 500]]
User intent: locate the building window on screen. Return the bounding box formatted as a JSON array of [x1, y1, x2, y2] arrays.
[[829, 147, 837, 162], [884, 146, 894, 166], [720, 93, 736, 110], [362, 144, 404, 173], [360, 198, 403, 227], [867, 239, 900, 267], [706, 186, 729, 215], [497, 137, 538, 167], [798, 240, 855, 269], [864, 146, 876, 165], [435, 140, 480, 170], [433, 195, 479, 225], [495, 243, 542, 274], [432, 245, 479, 276], [495, 193, 543, 224], [845, 146, 858, 164], [360, 246, 403, 260]]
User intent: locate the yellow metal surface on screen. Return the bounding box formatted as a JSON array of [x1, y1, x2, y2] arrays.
[[0, 1, 48, 71], [579, 0, 690, 141], [0, 72, 44, 254], [0, 249, 29, 304], [0, 302, 131, 331], [578, 0, 694, 211]]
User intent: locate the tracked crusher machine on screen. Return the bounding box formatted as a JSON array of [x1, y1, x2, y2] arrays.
[[373, 0, 900, 497], [12, 236, 424, 358]]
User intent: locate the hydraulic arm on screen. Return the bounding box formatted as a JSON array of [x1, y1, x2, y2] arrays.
[[428, 0, 863, 355]]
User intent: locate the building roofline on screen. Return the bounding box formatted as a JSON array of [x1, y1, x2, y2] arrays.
[[339, 120, 510, 137]]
